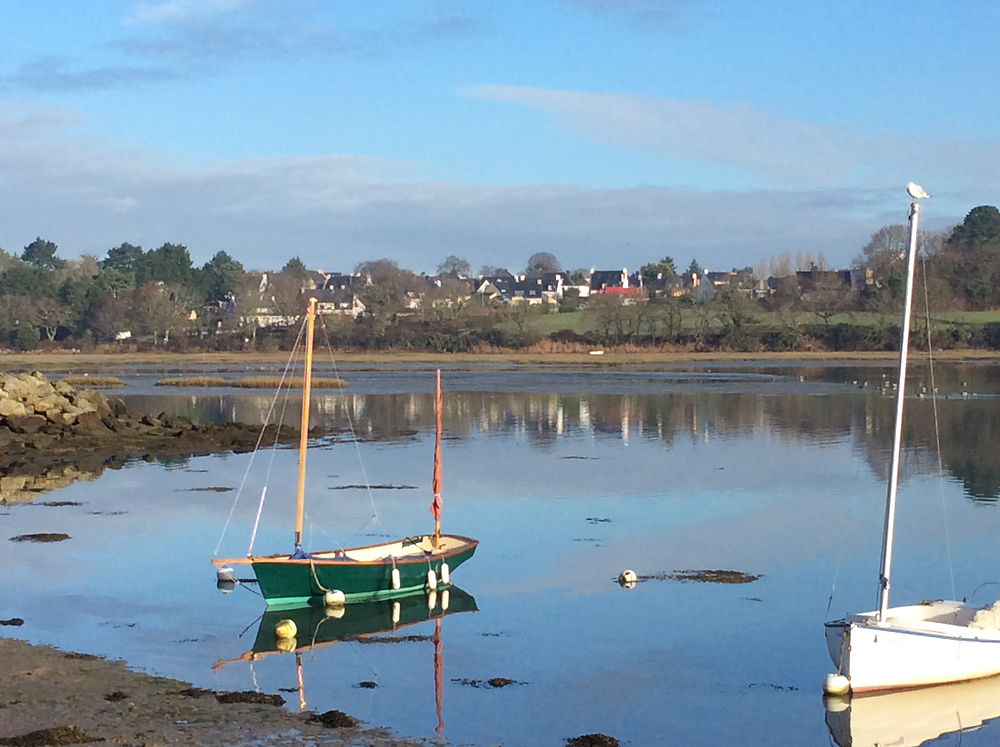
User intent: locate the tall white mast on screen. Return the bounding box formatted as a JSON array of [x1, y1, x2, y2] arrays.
[[876, 195, 923, 622]]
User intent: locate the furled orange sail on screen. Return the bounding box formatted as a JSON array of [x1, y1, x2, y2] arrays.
[[430, 369, 443, 539]]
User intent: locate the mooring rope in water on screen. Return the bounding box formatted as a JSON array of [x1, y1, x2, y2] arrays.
[[921, 253, 956, 603], [215, 319, 307, 557]]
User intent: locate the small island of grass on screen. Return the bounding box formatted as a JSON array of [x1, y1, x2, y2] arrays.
[[61, 375, 126, 387], [155, 376, 348, 389]]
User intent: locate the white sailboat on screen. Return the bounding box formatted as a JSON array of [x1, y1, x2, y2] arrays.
[[823, 184, 1000, 695]]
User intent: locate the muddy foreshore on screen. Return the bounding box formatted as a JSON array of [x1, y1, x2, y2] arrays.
[[0, 636, 424, 746]]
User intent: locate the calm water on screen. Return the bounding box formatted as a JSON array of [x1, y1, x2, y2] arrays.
[[4, 361, 1000, 746]]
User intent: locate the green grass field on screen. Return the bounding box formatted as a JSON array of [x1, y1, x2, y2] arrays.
[[521, 307, 1000, 337]]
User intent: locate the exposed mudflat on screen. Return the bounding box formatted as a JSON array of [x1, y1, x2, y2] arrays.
[[0, 637, 425, 746]]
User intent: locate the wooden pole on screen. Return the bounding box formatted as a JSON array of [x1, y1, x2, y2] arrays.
[[294, 298, 317, 550]]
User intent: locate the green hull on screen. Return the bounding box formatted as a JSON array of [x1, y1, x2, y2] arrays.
[[251, 534, 478, 609], [251, 587, 478, 655]]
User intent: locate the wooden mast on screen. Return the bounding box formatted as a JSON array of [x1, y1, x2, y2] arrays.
[[294, 298, 317, 551]]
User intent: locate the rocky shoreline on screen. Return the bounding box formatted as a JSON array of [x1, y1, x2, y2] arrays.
[[0, 371, 305, 505]]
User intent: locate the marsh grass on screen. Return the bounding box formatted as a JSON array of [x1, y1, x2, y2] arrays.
[[233, 376, 347, 389], [155, 377, 228, 387], [155, 376, 348, 388], [4, 347, 1000, 375], [62, 375, 125, 387]]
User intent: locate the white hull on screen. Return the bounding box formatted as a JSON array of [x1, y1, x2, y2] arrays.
[[826, 600, 1000, 692], [824, 673, 1000, 746]]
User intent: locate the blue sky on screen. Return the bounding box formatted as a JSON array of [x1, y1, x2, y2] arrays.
[[1, 0, 998, 275]]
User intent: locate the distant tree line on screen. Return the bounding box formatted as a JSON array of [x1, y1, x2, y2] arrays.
[[1, 205, 1000, 353]]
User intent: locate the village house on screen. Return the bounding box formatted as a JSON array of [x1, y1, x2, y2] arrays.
[[474, 270, 515, 304]]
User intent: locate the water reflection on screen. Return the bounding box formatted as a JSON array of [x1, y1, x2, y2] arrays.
[[125, 388, 1000, 502], [214, 587, 476, 732], [824, 675, 1000, 746]]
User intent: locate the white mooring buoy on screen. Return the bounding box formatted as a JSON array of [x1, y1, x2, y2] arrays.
[[822, 672, 850, 696], [324, 589, 346, 607], [216, 565, 237, 593], [618, 569, 638, 589]]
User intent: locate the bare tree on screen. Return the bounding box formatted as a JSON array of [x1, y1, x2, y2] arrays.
[[90, 295, 132, 342], [855, 224, 910, 302], [437, 255, 471, 277], [770, 252, 793, 277], [526, 252, 560, 273]]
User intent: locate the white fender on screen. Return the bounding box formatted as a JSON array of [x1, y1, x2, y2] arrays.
[[426, 568, 438, 591], [440, 562, 451, 585], [391, 567, 401, 590], [823, 673, 851, 696]]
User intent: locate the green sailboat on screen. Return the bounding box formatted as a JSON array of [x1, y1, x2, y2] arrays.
[[214, 298, 478, 608]]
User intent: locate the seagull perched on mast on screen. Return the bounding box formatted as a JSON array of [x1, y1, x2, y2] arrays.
[[906, 182, 931, 199]]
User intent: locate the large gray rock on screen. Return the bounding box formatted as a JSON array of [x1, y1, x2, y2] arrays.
[[6, 414, 47, 434]]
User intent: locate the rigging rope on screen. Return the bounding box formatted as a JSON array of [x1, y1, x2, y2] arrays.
[[316, 318, 383, 538], [921, 253, 956, 602], [249, 329, 303, 554], [825, 459, 867, 618], [213, 318, 308, 557]]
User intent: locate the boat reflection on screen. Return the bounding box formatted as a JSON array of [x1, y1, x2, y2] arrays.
[[824, 674, 1000, 746], [214, 587, 477, 732]]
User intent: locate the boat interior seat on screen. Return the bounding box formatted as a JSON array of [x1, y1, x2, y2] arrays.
[[310, 535, 447, 562]]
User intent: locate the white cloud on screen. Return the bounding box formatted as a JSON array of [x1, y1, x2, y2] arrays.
[[465, 85, 1000, 196], [0, 99, 971, 274], [126, 0, 254, 26], [556, 0, 715, 29]]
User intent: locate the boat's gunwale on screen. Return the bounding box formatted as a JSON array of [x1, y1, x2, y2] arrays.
[[826, 616, 1000, 644], [215, 534, 479, 568]]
